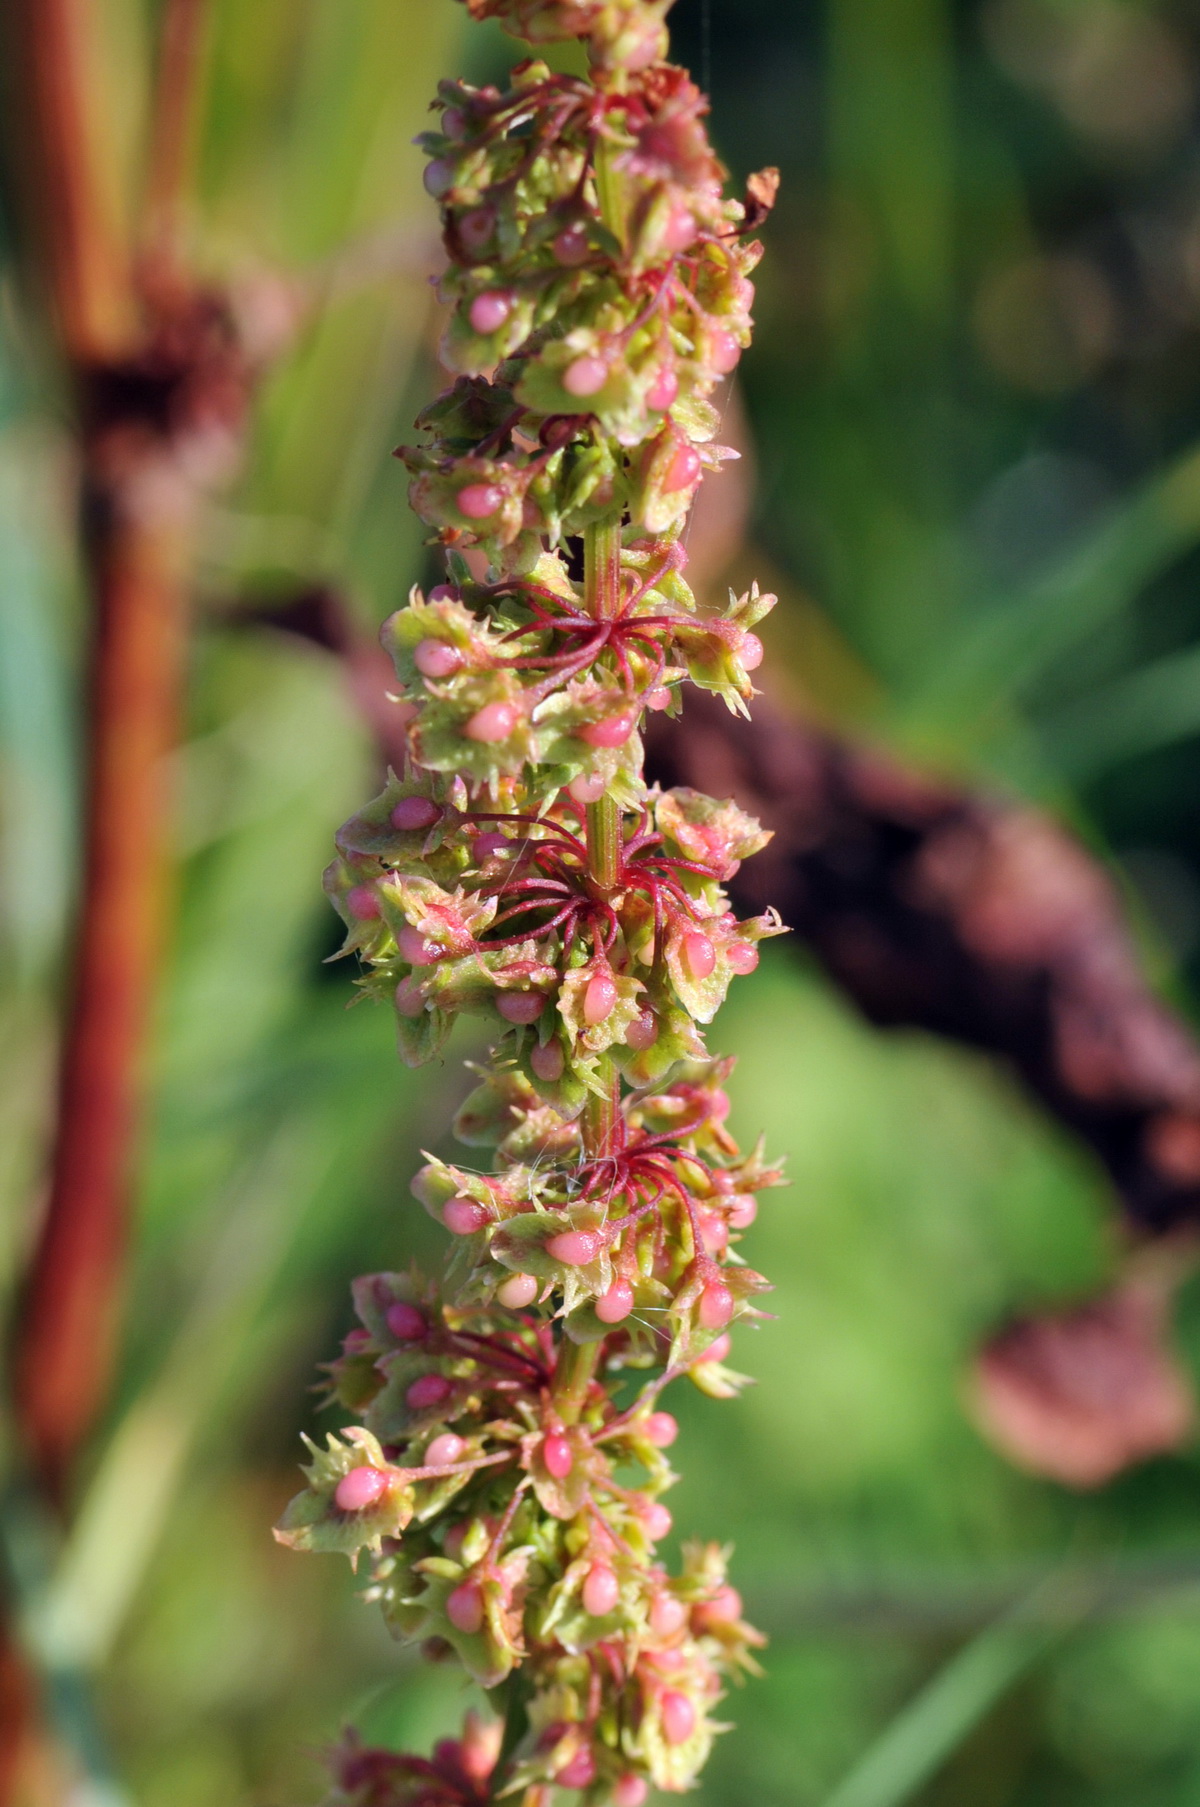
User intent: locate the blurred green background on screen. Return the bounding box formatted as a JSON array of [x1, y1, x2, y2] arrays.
[[8, 0, 1200, 1803]]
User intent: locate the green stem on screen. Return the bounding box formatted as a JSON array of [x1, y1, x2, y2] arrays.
[[552, 1334, 601, 1426]]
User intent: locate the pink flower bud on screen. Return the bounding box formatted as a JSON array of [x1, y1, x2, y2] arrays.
[[646, 685, 673, 711], [583, 1561, 620, 1616], [613, 1776, 648, 1807], [542, 1432, 573, 1478], [563, 354, 609, 397], [553, 224, 591, 266], [530, 1039, 565, 1081], [457, 483, 504, 519], [693, 1584, 742, 1631], [498, 991, 545, 1023], [425, 1432, 466, 1466], [386, 1300, 426, 1340], [650, 1592, 688, 1637], [701, 1332, 731, 1365], [682, 931, 716, 978], [546, 1228, 602, 1265], [646, 367, 679, 410], [406, 1372, 452, 1410], [334, 1465, 389, 1512], [468, 290, 514, 334], [740, 631, 764, 671], [709, 329, 741, 374], [346, 885, 380, 920], [662, 206, 698, 253], [698, 1209, 729, 1255], [447, 1578, 484, 1634], [343, 1327, 371, 1352], [580, 713, 635, 748], [458, 206, 495, 257], [398, 924, 439, 966], [664, 443, 702, 492], [464, 700, 518, 742], [415, 638, 464, 678], [427, 584, 458, 603], [583, 970, 617, 1024], [556, 1748, 597, 1789], [596, 1278, 634, 1323], [643, 1411, 678, 1448], [727, 1193, 758, 1229], [568, 771, 607, 803], [444, 1196, 490, 1235], [394, 975, 426, 1017], [497, 1272, 539, 1309], [625, 1009, 657, 1050], [474, 832, 512, 859], [661, 1690, 696, 1745], [698, 1280, 734, 1330], [423, 158, 455, 198], [727, 941, 759, 975], [391, 796, 440, 831], [639, 1500, 672, 1541]]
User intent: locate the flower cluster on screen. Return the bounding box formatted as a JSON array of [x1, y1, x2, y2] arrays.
[[278, 0, 781, 1800]]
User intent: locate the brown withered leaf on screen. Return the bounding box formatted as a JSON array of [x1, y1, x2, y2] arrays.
[[743, 167, 780, 231]]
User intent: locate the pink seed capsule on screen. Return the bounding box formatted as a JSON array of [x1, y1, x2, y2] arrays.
[[681, 931, 716, 978], [661, 1690, 696, 1746], [343, 1327, 371, 1352], [386, 1300, 426, 1340], [740, 632, 764, 671], [583, 1562, 620, 1617], [646, 367, 679, 411], [498, 991, 545, 1023], [727, 1193, 758, 1230], [542, 1433, 573, 1478], [650, 1592, 688, 1638], [664, 443, 701, 493], [444, 1196, 490, 1235], [406, 1372, 452, 1410], [427, 584, 458, 603], [625, 1009, 657, 1051], [390, 795, 440, 831], [468, 289, 514, 334], [596, 1278, 634, 1323], [398, 924, 439, 966], [580, 713, 635, 748], [643, 1411, 678, 1448], [640, 1500, 672, 1541], [530, 1039, 565, 1082], [698, 1280, 734, 1330], [458, 206, 495, 257], [497, 1272, 539, 1309], [583, 970, 617, 1025], [464, 701, 518, 742], [423, 157, 454, 198], [447, 1579, 484, 1634], [443, 1521, 469, 1561], [727, 941, 759, 975], [425, 1432, 467, 1466], [693, 1584, 743, 1631], [346, 885, 380, 920], [698, 1209, 729, 1255], [556, 1749, 597, 1789], [563, 354, 609, 397], [701, 1332, 731, 1365], [457, 483, 504, 519], [473, 832, 511, 858], [546, 1228, 602, 1266], [414, 638, 463, 679], [646, 685, 673, 711], [568, 771, 607, 804], [613, 1776, 648, 1807], [334, 1465, 389, 1512], [394, 975, 426, 1017], [552, 225, 590, 266], [709, 330, 741, 374]]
